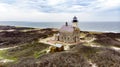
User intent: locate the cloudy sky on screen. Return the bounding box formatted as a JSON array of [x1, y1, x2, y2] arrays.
[[0, 0, 120, 22]]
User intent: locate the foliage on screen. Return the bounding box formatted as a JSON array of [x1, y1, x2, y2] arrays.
[[5, 41, 49, 59]]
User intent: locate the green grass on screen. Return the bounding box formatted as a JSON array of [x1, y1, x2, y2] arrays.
[[34, 48, 49, 58], [5, 41, 49, 59], [0, 50, 16, 66], [0, 41, 49, 67], [0, 41, 50, 67], [0, 50, 17, 61], [0, 50, 6, 59]]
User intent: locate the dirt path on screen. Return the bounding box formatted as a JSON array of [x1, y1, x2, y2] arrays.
[[39, 36, 120, 51], [0, 46, 17, 51], [85, 37, 120, 51], [39, 36, 55, 46]]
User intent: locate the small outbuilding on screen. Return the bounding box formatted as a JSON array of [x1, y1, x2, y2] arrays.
[[48, 44, 64, 53]]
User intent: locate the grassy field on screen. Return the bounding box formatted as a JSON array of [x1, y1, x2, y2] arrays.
[[0, 41, 50, 67], [0, 26, 120, 67]]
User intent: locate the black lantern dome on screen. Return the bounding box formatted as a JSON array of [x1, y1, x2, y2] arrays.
[[72, 16, 78, 22]]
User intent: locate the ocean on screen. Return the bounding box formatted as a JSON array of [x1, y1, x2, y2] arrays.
[[0, 21, 120, 33]]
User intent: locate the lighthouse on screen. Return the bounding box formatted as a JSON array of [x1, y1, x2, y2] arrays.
[[72, 16, 78, 27], [55, 16, 80, 43]]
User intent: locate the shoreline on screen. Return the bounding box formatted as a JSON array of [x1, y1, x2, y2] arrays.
[[0, 25, 119, 33]]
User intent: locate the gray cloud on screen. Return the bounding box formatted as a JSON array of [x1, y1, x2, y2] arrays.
[[0, 0, 120, 22]]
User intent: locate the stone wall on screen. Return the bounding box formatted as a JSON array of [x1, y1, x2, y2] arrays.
[[55, 30, 80, 43]]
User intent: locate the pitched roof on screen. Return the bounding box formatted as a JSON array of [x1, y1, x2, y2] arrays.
[[60, 25, 74, 32]]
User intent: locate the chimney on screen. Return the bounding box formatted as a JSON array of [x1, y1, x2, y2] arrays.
[[65, 22, 68, 26]]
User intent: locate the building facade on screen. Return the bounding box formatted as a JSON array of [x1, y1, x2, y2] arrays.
[[55, 16, 80, 43]]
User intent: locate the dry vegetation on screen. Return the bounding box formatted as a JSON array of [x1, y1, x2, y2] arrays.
[[0, 26, 58, 48], [93, 33, 120, 47], [3, 41, 49, 67], [11, 44, 120, 67], [12, 50, 91, 67], [0, 26, 120, 67], [91, 49, 120, 67], [0, 26, 58, 67]]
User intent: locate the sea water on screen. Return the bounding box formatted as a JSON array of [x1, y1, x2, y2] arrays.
[[0, 21, 120, 33]]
